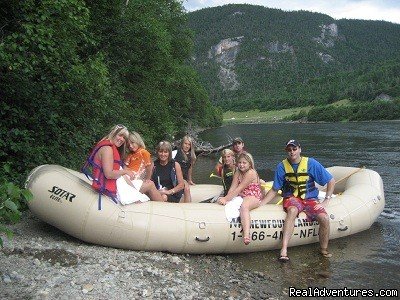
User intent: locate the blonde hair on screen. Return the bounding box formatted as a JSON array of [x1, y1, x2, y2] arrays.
[[236, 152, 255, 170], [221, 148, 236, 177], [181, 135, 196, 163], [128, 131, 146, 149], [100, 124, 129, 158], [221, 148, 235, 164], [156, 140, 173, 161]]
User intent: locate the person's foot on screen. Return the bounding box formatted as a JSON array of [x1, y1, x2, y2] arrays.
[[243, 236, 251, 245], [278, 255, 290, 262], [320, 248, 332, 258]]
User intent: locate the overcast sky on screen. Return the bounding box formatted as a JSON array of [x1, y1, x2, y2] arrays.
[[183, 0, 400, 24]]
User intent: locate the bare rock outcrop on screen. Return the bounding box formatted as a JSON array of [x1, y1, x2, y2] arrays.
[[313, 23, 339, 48], [208, 37, 243, 91]]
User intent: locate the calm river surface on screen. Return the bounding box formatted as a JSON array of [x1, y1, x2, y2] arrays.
[[194, 121, 399, 292]]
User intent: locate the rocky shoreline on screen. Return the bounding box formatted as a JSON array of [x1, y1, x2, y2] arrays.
[[1, 212, 281, 299]]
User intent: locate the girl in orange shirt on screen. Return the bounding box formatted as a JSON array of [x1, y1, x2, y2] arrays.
[[125, 131, 153, 180], [120, 131, 163, 203]]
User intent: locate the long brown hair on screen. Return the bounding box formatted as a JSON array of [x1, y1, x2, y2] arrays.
[[181, 135, 196, 163]]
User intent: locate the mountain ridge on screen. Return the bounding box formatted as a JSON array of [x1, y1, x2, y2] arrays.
[[187, 4, 400, 111]]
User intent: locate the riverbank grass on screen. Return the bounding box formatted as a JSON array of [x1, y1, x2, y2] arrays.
[[223, 107, 313, 124], [223, 99, 352, 124]]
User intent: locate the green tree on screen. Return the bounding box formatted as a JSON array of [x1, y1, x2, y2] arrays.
[[0, 0, 123, 183], [1, 0, 221, 185]]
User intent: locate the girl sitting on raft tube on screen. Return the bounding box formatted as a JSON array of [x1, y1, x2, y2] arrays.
[[217, 152, 262, 245]]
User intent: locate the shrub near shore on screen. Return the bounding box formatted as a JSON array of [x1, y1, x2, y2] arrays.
[[0, 164, 32, 247], [289, 99, 400, 122]]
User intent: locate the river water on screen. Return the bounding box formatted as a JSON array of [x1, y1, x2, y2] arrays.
[[194, 121, 399, 293]]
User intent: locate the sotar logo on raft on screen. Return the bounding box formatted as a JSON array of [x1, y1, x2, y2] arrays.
[[48, 186, 76, 203]]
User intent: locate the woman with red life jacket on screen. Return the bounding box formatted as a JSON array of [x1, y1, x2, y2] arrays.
[[85, 124, 162, 206], [88, 124, 132, 197]]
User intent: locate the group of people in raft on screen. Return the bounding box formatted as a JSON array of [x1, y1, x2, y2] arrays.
[[86, 124, 335, 262]]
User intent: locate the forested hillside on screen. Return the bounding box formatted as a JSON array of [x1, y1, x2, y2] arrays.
[[187, 4, 400, 111], [0, 0, 221, 184]]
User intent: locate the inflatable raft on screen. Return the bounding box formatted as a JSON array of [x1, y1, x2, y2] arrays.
[[25, 165, 385, 254]]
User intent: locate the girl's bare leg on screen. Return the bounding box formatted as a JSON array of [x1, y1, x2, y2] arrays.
[[183, 180, 191, 203], [239, 197, 260, 245], [140, 180, 165, 202]]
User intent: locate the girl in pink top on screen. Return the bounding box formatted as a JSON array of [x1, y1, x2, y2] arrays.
[[218, 152, 262, 245]]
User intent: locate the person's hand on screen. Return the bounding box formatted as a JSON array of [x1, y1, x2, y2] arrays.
[[159, 188, 168, 195], [124, 170, 135, 180], [314, 202, 327, 211], [218, 197, 228, 205], [188, 180, 195, 185], [131, 170, 140, 180]]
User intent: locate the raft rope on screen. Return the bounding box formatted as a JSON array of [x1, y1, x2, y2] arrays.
[[325, 167, 375, 228], [116, 192, 382, 228], [330, 194, 382, 229], [322, 166, 365, 192], [116, 206, 230, 225]]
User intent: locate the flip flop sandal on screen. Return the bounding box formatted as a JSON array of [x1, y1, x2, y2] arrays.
[[320, 248, 333, 258], [278, 255, 290, 262]]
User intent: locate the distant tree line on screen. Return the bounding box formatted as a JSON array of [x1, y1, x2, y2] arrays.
[[288, 100, 400, 122], [231, 58, 400, 111]]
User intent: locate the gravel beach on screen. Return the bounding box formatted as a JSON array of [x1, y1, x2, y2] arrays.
[[1, 212, 282, 299]]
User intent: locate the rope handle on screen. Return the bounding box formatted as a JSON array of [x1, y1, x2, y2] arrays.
[[322, 166, 365, 192]]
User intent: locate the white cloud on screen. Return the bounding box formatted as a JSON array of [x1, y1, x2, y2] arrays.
[[183, 0, 400, 24], [332, 2, 400, 23]]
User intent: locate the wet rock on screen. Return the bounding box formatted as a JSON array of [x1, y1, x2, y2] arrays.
[[2, 274, 12, 283], [170, 256, 182, 264], [0, 211, 282, 299], [316, 271, 331, 278], [82, 283, 94, 293]]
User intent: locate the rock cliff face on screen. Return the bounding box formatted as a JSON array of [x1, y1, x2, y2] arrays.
[[317, 52, 334, 63], [313, 23, 339, 48], [208, 37, 243, 91], [266, 41, 294, 54], [313, 23, 342, 64], [207, 22, 343, 90]]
